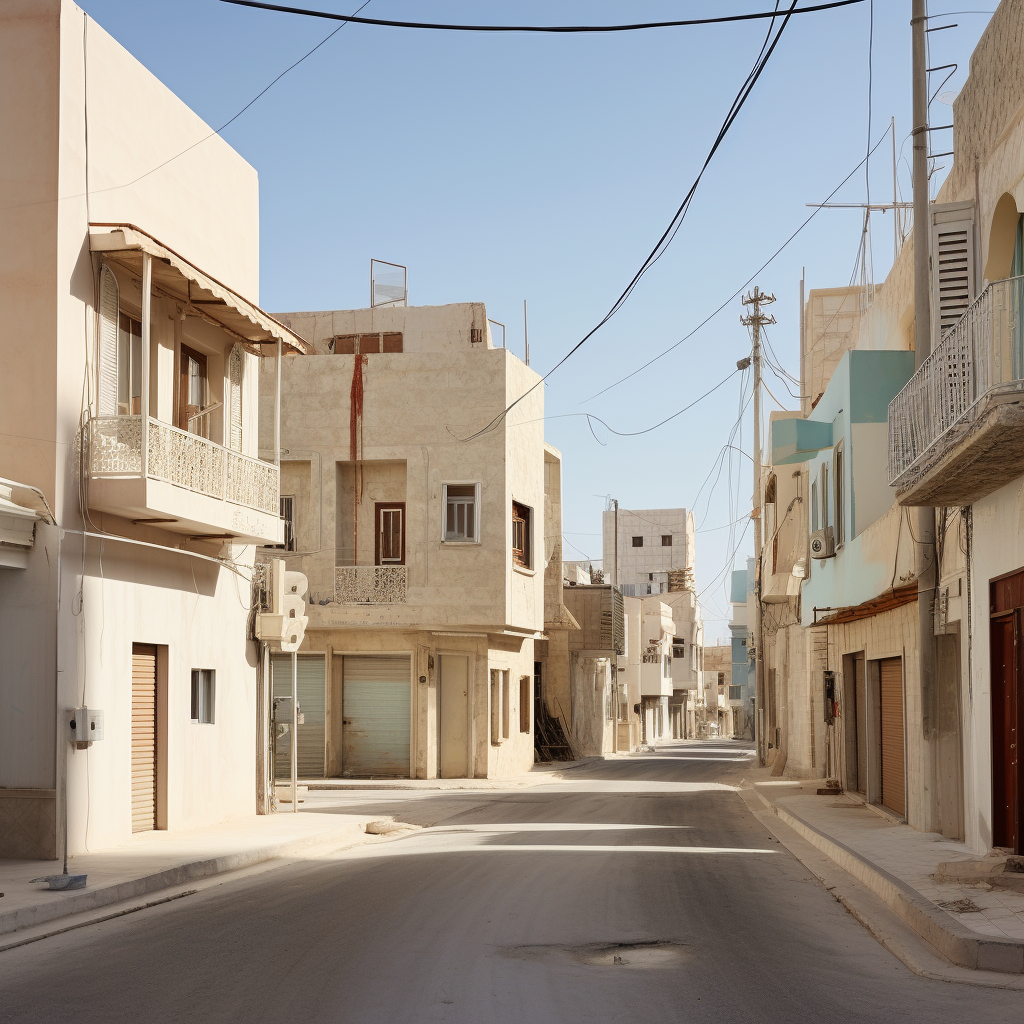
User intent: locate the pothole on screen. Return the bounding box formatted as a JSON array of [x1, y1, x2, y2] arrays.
[[500, 940, 688, 968]]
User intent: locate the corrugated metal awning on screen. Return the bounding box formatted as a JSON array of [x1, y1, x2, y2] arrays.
[[89, 223, 312, 355]]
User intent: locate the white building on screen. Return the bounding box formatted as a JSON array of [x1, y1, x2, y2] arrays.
[[0, 1, 302, 858], [602, 507, 695, 595]]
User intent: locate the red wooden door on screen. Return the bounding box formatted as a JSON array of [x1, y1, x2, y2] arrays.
[[991, 612, 1020, 851]]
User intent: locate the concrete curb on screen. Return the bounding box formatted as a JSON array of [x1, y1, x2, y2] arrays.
[[0, 819, 368, 939], [753, 788, 1024, 974]]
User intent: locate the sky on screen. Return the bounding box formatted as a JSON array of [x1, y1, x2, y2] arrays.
[[77, 0, 995, 640]]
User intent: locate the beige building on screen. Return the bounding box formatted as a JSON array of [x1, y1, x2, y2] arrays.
[[0, 1, 302, 858], [259, 303, 565, 779]]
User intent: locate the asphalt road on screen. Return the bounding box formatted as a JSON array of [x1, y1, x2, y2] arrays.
[[1, 741, 1019, 1023]]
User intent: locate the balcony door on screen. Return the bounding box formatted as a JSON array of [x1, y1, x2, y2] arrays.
[[375, 502, 405, 566], [178, 345, 209, 437]]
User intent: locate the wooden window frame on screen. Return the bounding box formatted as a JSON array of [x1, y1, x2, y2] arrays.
[[375, 501, 406, 566], [178, 344, 209, 434], [631, 536, 644, 548], [117, 311, 144, 416], [512, 501, 532, 570], [661, 535, 672, 547]]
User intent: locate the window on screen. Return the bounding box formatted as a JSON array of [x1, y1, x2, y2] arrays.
[[672, 636, 686, 658], [821, 462, 831, 532], [729, 685, 743, 701], [490, 669, 509, 744], [661, 535, 672, 546], [444, 484, 478, 542], [520, 676, 531, 732], [281, 496, 296, 551], [512, 501, 532, 569], [117, 313, 143, 415], [375, 502, 405, 565], [329, 332, 403, 354], [178, 345, 209, 436], [190, 669, 215, 724], [632, 536, 644, 548]]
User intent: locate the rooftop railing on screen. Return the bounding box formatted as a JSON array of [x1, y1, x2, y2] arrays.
[[888, 275, 1024, 486]]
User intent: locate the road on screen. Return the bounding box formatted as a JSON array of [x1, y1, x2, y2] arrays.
[[1, 741, 1018, 1022]]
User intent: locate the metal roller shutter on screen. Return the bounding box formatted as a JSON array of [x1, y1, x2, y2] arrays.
[[272, 654, 326, 779], [855, 654, 867, 795], [342, 656, 411, 778], [131, 644, 157, 833], [879, 657, 906, 817]]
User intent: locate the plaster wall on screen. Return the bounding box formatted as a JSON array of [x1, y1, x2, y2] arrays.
[[602, 508, 693, 590]]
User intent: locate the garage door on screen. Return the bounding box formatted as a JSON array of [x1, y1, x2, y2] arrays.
[[131, 644, 158, 833], [272, 654, 326, 779], [879, 657, 906, 817], [342, 656, 410, 777]]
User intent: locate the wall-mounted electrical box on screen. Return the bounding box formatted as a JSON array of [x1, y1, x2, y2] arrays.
[[66, 706, 104, 747]]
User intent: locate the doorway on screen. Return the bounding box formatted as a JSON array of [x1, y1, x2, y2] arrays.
[[879, 656, 906, 817], [438, 655, 470, 778], [131, 643, 158, 833]]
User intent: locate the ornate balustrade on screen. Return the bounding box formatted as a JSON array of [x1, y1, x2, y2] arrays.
[[87, 415, 278, 515], [334, 565, 407, 604]]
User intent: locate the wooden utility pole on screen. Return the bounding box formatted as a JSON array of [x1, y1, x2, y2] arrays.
[[912, 0, 938, 828], [741, 287, 775, 767]]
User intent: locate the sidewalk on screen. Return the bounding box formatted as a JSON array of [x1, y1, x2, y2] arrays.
[[0, 804, 375, 940], [752, 780, 1024, 974]]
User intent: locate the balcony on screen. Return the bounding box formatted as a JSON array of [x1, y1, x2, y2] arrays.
[[87, 415, 282, 544], [334, 565, 408, 604], [889, 276, 1024, 505]]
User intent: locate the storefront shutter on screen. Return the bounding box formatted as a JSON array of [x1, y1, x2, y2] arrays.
[[272, 654, 326, 779], [342, 656, 411, 777], [879, 657, 906, 817], [131, 644, 158, 833]]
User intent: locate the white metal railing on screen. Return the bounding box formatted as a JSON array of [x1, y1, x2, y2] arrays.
[[888, 275, 1024, 485], [88, 415, 278, 516], [334, 565, 407, 604]]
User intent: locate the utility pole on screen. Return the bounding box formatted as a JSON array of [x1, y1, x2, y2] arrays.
[[912, 0, 938, 828], [741, 287, 776, 768]]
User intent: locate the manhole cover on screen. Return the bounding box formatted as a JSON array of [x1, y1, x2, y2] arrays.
[[500, 941, 687, 968]]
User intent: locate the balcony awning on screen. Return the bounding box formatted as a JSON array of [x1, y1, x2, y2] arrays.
[[89, 223, 312, 355], [771, 417, 834, 465]]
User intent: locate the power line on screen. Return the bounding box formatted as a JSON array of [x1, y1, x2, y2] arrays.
[[220, 0, 867, 33], [454, 2, 803, 441], [583, 122, 894, 404]]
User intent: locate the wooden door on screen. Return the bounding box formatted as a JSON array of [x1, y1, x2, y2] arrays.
[[991, 612, 1020, 851], [439, 655, 470, 778], [375, 502, 405, 565], [131, 644, 158, 833], [879, 657, 906, 817]]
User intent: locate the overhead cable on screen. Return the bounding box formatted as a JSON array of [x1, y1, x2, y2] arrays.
[[584, 122, 894, 403], [454, 2, 804, 441], [219, 0, 867, 33]]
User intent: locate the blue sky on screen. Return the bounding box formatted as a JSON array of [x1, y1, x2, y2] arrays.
[[77, 0, 994, 637]]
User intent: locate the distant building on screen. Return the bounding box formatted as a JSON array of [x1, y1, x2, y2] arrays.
[[602, 507, 694, 596]]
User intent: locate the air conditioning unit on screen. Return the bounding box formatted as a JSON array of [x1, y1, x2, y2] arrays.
[[809, 527, 835, 560], [256, 559, 309, 652]]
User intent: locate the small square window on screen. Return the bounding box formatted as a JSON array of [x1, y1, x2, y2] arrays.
[[632, 536, 643, 548], [191, 669, 215, 724], [662, 535, 672, 546]]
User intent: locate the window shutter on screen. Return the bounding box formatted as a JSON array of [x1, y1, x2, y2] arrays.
[[930, 201, 975, 346], [97, 264, 119, 415], [228, 343, 243, 452]]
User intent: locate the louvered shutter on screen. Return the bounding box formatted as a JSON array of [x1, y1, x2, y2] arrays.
[[931, 201, 975, 346], [97, 264, 120, 415], [228, 343, 243, 452]]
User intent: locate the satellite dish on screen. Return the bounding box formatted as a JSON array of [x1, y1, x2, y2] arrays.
[[937, 91, 958, 105]]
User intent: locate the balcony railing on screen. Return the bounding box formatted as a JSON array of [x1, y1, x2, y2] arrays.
[[88, 415, 278, 515], [334, 565, 407, 604], [888, 275, 1024, 487]]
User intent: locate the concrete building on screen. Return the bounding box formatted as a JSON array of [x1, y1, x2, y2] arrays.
[[259, 303, 565, 779], [602, 507, 695, 595], [0, 1, 302, 858], [703, 645, 733, 736], [730, 567, 754, 740]]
